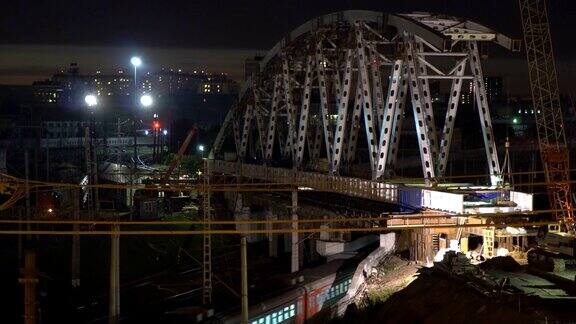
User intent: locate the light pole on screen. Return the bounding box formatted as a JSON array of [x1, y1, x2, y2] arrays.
[[130, 56, 142, 174], [130, 56, 142, 93], [83, 94, 99, 212]]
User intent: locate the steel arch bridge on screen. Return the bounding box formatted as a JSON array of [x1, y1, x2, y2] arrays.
[[210, 10, 518, 187]]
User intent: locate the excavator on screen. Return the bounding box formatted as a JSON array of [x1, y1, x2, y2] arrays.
[[519, 0, 576, 271]]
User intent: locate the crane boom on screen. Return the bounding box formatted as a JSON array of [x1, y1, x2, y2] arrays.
[[162, 127, 198, 181], [519, 0, 574, 231]]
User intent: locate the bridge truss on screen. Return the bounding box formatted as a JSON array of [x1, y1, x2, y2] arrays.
[[211, 11, 518, 186]]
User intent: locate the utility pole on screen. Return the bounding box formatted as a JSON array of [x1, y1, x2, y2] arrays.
[[109, 224, 120, 324], [202, 160, 212, 305], [24, 151, 30, 239], [19, 250, 38, 324], [45, 144, 49, 182], [71, 189, 81, 287], [291, 188, 300, 273], [240, 236, 248, 324]]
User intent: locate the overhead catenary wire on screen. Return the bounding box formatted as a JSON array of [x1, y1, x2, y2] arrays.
[[0, 221, 555, 236]]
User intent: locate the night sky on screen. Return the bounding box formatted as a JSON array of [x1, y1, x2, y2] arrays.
[[2, 0, 576, 93]]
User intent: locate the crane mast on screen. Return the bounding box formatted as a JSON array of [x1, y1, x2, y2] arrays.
[[519, 0, 574, 231]]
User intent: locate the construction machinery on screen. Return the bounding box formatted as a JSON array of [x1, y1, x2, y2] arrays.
[[133, 127, 199, 217], [161, 127, 198, 182], [520, 0, 576, 269]]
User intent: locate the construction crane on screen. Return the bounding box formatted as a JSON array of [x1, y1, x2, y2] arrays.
[[519, 0, 574, 232], [161, 127, 198, 181]]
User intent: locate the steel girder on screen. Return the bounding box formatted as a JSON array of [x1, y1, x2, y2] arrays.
[[315, 40, 334, 167], [264, 75, 282, 162], [404, 33, 437, 183], [437, 58, 467, 177], [213, 14, 511, 187], [375, 60, 404, 179], [355, 22, 379, 178], [386, 64, 409, 173], [330, 49, 354, 174], [467, 41, 501, 185], [346, 83, 363, 165], [295, 56, 315, 167]]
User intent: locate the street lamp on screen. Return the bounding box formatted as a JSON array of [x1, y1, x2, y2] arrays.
[[84, 94, 98, 107], [130, 56, 142, 68], [131, 56, 142, 98], [198, 144, 205, 152], [140, 94, 153, 107], [130, 56, 142, 179]]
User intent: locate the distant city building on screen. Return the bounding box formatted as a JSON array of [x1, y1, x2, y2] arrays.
[[32, 80, 63, 105], [50, 63, 238, 108], [460, 76, 504, 105]]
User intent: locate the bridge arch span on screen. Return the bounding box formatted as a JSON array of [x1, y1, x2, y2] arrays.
[[212, 10, 517, 186]]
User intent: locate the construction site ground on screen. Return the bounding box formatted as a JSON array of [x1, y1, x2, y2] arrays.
[[333, 254, 576, 323]]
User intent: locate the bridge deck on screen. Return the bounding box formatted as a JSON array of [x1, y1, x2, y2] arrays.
[[209, 160, 533, 215]]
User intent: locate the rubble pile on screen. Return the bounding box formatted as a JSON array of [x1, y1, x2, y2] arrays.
[[480, 256, 522, 272]]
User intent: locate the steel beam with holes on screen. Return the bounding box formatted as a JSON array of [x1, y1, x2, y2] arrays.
[[415, 40, 440, 164], [369, 44, 386, 131], [315, 40, 333, 164], [331, 49, 354, 174], [253, 89, 266, 157], [264, 75, 282, 162], [437, 58, 467, 177], [355, 22, 379, 179], [375, 59, 403, 179], [346, 83, 363, 165], [405, 33, 436, 183], [467, 41, 501, 185], [209, 107, 235, 159], [238, 104, 254, 160], [295, 55, 315, 168], [387, 64, 409, 172], [311, 119, 323, 162], [232, 118, 241, 157], [282, 57, 297, 161]]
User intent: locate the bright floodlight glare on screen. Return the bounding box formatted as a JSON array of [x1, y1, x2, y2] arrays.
[[198, 145, 205, 152], [140, 94, 153, 107], [163, 129, 168, 136], [131, 56, 142, 67], [84, 94, 98, 107]]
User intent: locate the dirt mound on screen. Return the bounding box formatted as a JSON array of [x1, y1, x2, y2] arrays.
[[480, 256, 521, 272], [334, 269, 535, 324]]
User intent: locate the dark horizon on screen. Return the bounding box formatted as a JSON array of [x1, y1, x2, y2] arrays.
[[2, 1, 576, 94]]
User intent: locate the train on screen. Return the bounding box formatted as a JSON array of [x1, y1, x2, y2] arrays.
[[221, 263, 355, 324]]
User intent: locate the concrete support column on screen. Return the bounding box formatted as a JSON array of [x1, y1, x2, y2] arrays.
[[71, 189, 81, 287], [109, 225, 120, 324], [265, 210, 278, 257], [290, 189, 301, 273], [240, 236, 249, 324]]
